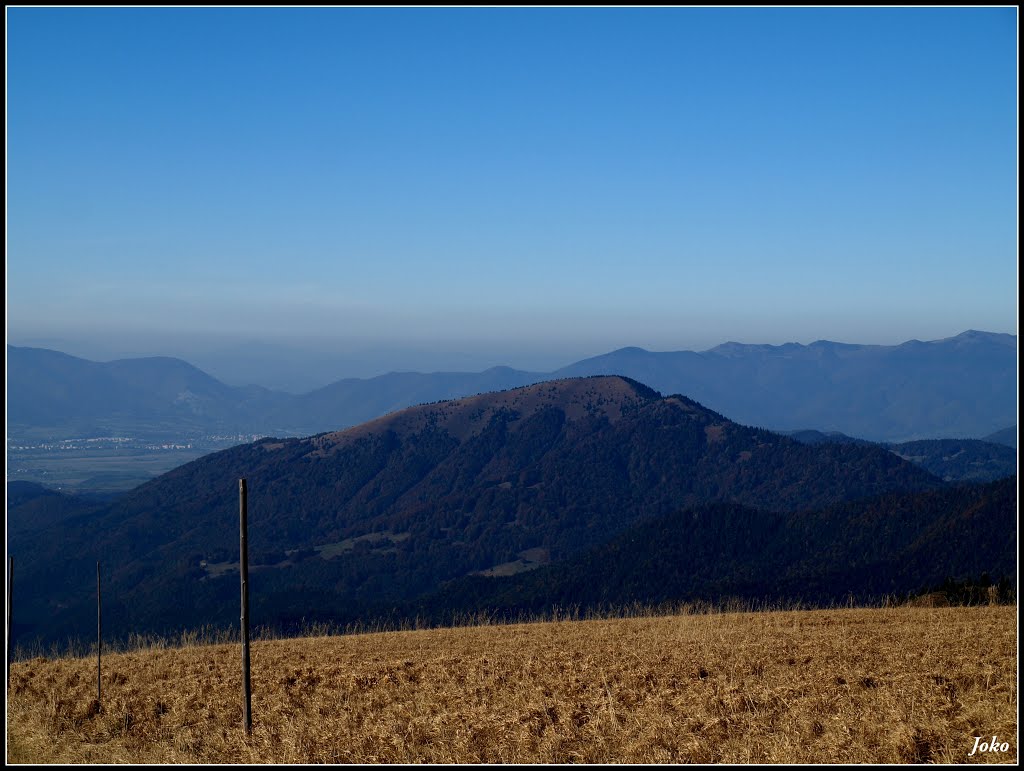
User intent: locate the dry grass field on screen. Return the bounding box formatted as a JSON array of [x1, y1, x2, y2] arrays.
[[6, 605, 1017, 764]]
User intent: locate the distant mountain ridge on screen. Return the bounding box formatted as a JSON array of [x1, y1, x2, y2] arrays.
[[553, 330, 1017, 441], [7, 329, 1017, 443], [6, 346, 287, 438], [983, 426, 1017, 449]]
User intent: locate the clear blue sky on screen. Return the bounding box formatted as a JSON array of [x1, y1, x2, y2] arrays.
[[6, 7, 1018, 374]]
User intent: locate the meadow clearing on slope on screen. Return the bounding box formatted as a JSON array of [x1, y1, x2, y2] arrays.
[[6, 605, 1017, 763]]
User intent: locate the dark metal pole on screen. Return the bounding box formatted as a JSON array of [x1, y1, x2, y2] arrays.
[[97, 561, 102, 705], [6, 556, 12, 690], [240, 479, 252, 734]]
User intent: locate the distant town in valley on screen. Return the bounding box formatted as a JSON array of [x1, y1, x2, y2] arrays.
[[7, 433, 271, 494]]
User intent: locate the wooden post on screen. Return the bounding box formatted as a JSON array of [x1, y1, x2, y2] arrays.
[[6, 556, 12, 690], [97, 561, 102, 705], [239, 479, 252, 734]]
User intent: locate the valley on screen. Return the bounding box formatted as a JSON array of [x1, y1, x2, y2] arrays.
[[7, 433, 269, 495]]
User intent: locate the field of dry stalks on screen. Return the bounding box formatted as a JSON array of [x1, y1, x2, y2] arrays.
[[6, 605, 1017, 764]]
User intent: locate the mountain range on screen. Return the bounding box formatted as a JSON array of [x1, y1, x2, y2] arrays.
[[7, 329, 1018, 444], [554, 330, 1017, 442], [8, 376, 1014, 648]]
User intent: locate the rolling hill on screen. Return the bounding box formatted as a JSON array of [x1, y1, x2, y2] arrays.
[[8, 375, 960, 647]]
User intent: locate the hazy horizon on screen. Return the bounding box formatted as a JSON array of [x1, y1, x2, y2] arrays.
[[7, 7, 1018, 391], [6, 325, 1015, 394]]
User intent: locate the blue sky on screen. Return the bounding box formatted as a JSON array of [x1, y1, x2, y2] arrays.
[[6, 7, 1018, 378]]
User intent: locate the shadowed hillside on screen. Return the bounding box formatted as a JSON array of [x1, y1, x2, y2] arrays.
[[887, 439, 1017, 483], [6, 482, 104, 537], [424, 476, 1017, 616], [785, 433, 1017, 483], [8, 376, 944, 647]]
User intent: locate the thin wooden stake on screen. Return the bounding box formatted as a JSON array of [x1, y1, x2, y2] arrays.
[[240, 478, 252, 734], [6, 556, 12, 690], [97, 561, 102, 705]]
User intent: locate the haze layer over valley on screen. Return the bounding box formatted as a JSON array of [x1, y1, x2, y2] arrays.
[[7, 329, 1016, 493]]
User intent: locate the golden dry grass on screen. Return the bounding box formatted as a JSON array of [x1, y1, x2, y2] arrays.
[[6, 605, 1017, 764]]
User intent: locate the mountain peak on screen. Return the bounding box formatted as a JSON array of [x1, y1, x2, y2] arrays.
[[310, 375, 659, 451], [709, 340, 808, 357], [944, 330, 1016, 346]]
